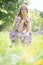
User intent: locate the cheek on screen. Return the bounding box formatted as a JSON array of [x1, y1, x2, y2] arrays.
[[21, 10, 27, 14], [23, 10, 27, 13], [21, 10, 23, 13], [24, 10, 27, 13]]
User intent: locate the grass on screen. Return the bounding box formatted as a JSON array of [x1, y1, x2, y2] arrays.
[[0, 31, 43, 65]]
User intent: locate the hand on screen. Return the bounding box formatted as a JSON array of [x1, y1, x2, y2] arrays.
[[25, 16, 30, 22], [23, 16, 29, 22]]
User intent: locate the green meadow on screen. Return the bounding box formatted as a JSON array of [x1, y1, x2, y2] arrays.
[[0, 31, 43, 65]]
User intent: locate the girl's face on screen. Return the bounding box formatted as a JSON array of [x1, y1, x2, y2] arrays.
[[21, 6, 27, 14]]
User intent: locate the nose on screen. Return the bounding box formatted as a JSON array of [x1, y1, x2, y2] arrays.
[[22, 9, 25, 13]]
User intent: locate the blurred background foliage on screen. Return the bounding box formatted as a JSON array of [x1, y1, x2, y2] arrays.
[[0, 0, 43, 65], [0, 0, 43, 32], [0, 0, 29, 31], [30, 9, 43, 32]]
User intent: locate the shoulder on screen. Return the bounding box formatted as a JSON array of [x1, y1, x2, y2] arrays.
[[29, 17, 32, 20], [15, 16, 22, 24], [16, 16, 21, 20]]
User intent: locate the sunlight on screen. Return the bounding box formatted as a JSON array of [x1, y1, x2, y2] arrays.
[[29, 0, 43, 11], [21, 49, 35, 62]]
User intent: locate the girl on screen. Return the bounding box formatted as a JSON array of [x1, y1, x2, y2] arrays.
[[10, 5, 32, 45]]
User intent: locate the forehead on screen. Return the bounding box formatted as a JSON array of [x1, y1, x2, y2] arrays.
[[21, 6, 26, 9]]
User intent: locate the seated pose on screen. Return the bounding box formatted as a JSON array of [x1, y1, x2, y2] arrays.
[[10, 5, 32, 45]]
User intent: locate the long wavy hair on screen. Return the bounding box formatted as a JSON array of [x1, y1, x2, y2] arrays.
[[18, 5, 28, 17]]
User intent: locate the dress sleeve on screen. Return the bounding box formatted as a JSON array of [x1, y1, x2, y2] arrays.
[[13, 16, 21, 31]]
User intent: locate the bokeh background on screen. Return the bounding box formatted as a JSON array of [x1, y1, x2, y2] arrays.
[[0, 0, 43, 65]]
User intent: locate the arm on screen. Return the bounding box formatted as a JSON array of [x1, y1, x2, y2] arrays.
[[14, 16, 21, 31], [14, 16, 25, 33], [26, 22, 31, 31], [25, 17, 31, 31]]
